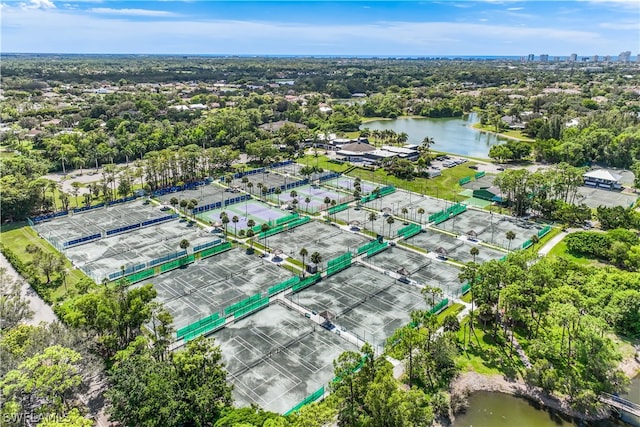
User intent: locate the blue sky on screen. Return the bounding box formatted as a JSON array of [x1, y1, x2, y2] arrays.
[[2, 0, 639, 55]]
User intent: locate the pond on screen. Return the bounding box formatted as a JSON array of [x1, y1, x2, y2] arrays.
[[360, 113, 508, 158]]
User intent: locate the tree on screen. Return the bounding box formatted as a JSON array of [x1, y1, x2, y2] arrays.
[[401, 207, 409, 223], [179, 239, 190, 251], [70, 181, 81, 207], [305, 196, 311, 213], [299, 247, 308, 276], [417, 207, 425, 223], [1, 346, 83, 419], [470, 246, 479, 263], [506, 230, 516, 252], [231, 215, 239, 236], [170, 197, 179, 210], [386, 215, 395, 237], [0, 267, 33, 330], [246, 229, 256, 250], [368, 212, 378, 234], [310, 251, 322, 269], [274, 187, 282, 205], [179, 199, 188, 214], [108, 338, 232, 427], [261, 223, 270, 249], [221, 214, 230, 235]]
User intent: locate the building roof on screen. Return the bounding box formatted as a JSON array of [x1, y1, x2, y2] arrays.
[[583, 169, 622, 182], [338, 142, 375, 153], [258, 120, 308, 132], [380, 145, 418, 155]]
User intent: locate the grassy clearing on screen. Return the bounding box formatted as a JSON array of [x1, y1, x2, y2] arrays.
[[455, 317, 525, 378], [547, 239, 600, 266], [460, 292, 472, 303], [471, 123, 535, 142], [436, 303, 464, 325], [301, 155, 481, 201], [0, 222, 92, 301]]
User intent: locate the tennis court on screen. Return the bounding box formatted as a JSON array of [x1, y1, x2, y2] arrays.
[[434, 209, 538, 250], [321, 176, 378, 195], [461, 174, 496, 191], [280, 184, 350, 212], [135, 248, 293, 332], [215, 303, 357, 414], [405, 258, 465, 297], [362, 190, 451, 222], [263, 221, 371, 267], [405, 229, 506, 264], [155, 183, 232, 207], [577, 186, 638, 209], [33, 200, 171, 248], [362, 246, 431, 275], [65, 219, 219, 282], [288, 264, 428, 347], [271, 162, 305, 177], [334, 207, 416, 238], [196, 200, 289, 233], [230, 171, 290, 194]]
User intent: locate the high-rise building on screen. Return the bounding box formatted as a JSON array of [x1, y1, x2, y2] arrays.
[[604, 55, 611, 62], [527, 54, 535, 62], [569, 53, 577, 62], [637, 54, 640, 63], [540, 54, 549, 62], [619, 51, 631, 62], [592, 55, 598, 63]]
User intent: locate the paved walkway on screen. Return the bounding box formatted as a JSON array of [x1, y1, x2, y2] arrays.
[[537, 230, 568, 257], [0, 252, 58, 325]]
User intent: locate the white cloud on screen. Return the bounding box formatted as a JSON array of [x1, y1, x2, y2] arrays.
[[89, 7, 177, 17], [599, 21, 640, 30], [507, 7, 524, 10], [1, 6, 635, 56], [20, 0, 56, 10]]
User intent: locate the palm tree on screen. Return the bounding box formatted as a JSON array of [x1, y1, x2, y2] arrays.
[[299, 247, 308, 276], [330, 200, 337, 220], [531, 234, 540, 245], [179, 239, 190, 251], [70, 181, 81, 208], [386, 215, 395, 237], [247, 181, 254, 195], [241, 176, 249, 192], [247, 219, 256, 232], [310, 251, 322, 271], [256, 183, 263, 198], [221, 213, 230, 235], [368, 212, 378, 234], [401, 207, 409, 223], [323, 196, 331, 210], [290, 190, 298, 202], [261, 223, 270, 249], [179, 199, 188, 215], [232, 215, 239, 236], [275, 187, 282, 205], [470, 246, 479, 263], [246, 229, 255, 250], [417, 207, 425, 224], [506, 231, 516, 252], [305, 197, 311, 213]]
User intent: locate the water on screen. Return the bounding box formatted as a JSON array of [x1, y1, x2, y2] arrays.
[[621, 375, 640, 404], [453, 391, 579, 427], [360, 113, 508, 158]]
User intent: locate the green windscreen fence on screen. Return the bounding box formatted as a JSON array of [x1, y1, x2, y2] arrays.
[[268, 276, 301, 296], [328, 203, 349, 215], [275, 213, 299, 226], [199, 242, 232, 259], [522, 240, 533, 249], [538, 225, 551, 238], [160, 254, 195, 273], [326, 253, 352, 277], [357, 240, 381, 255], [459, 176, 472, 186], [291, 273, 321, 293], [224, 293, 263, 316], [284, 386, 325, 416], [474, 171, 486, 179], [366, 242, 389, 258], [177, 312, 220, 338], [461, 283, 471, 294], [232, 296, 270, 321], [429, 298, 449, 315], [125, 268, 155, 284], [183, 317, 226, 342]]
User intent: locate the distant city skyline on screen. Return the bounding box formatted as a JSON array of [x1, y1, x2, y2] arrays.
[[2, 0, 639, 56]]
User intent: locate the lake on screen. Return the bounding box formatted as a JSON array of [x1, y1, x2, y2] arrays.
[[453, 375, 639, 427], [360, 113, 508, 158]]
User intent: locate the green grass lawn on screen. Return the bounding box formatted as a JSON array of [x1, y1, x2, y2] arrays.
[[456, 318, 525, 378], [301, 154, 480, 201], [546, 239, 601, 266], [436, 303, 464, 325], [472, 123, 535, 142], [0, 222, 92, 301]]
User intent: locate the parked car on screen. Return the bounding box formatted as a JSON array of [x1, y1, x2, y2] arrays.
[[469, 165, 478, 170]]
